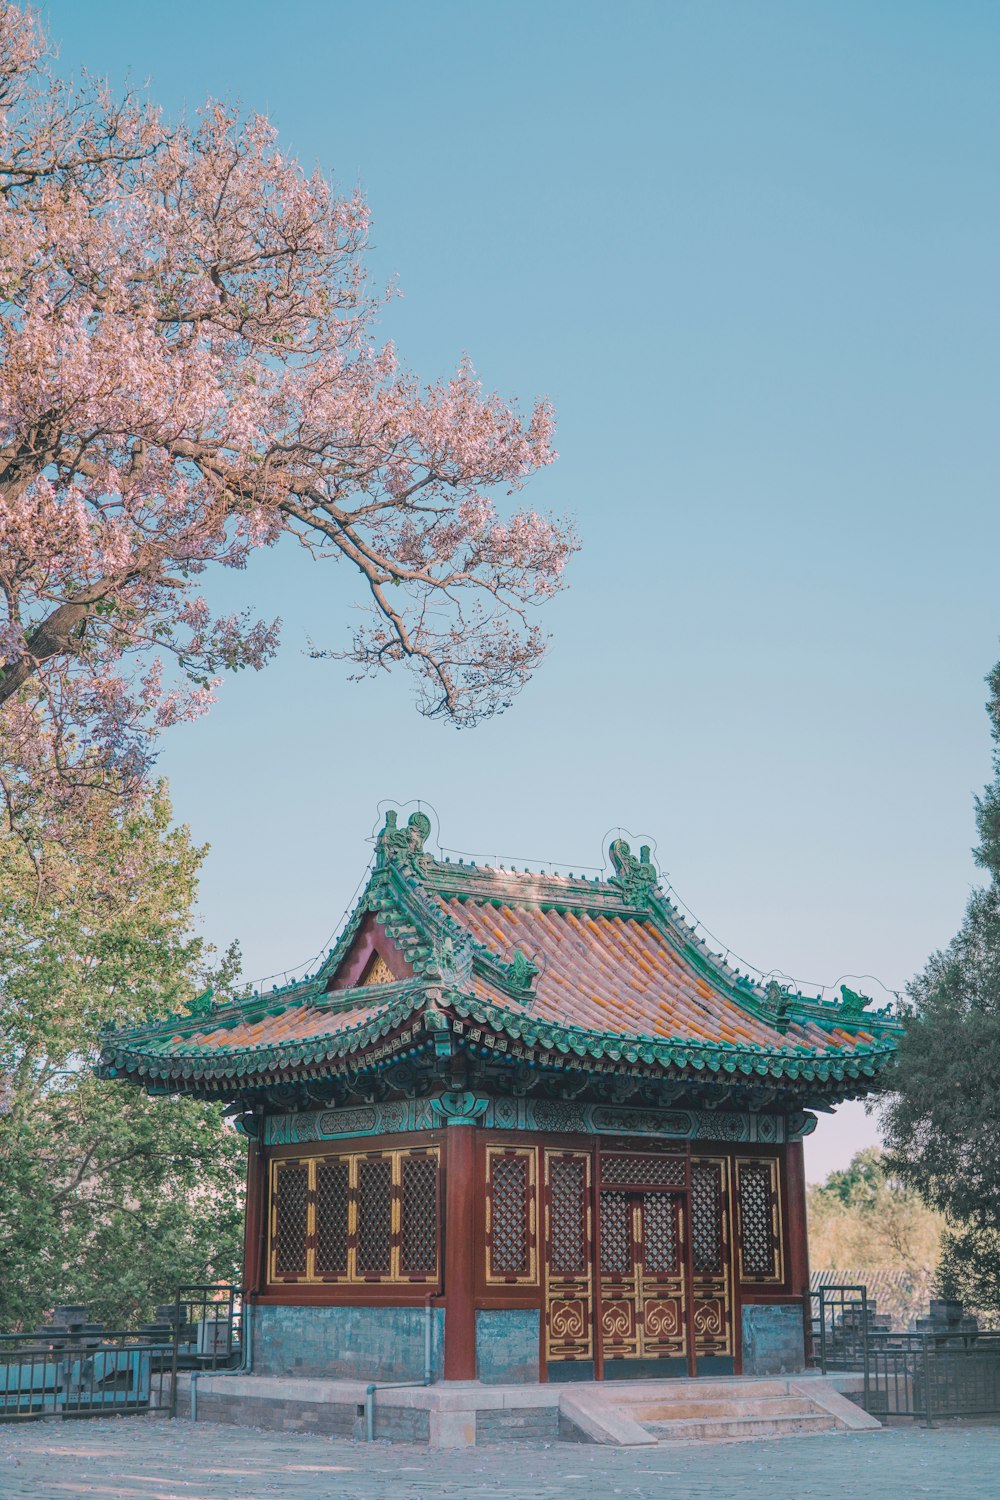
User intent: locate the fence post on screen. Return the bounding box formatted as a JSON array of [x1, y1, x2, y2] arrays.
[[859, 1285, 870, 1412], [922, 1335, 935, 1428], [170, 1288, 181, 1419]]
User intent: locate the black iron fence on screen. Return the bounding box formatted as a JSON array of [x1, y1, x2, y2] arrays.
[[809, 1282, 870, 1377], [810, 1284, 1000, 1423], [0, 1285, 242, 1423], [171, 1284, 244, 1374]]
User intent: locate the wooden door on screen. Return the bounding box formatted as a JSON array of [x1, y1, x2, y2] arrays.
[[635, 1191, 688, 1359], [598, 1189, 688, 1366], [543, 1149, 594, 1365], [598, 1189, 641, 1360], [689, 1156, 734, 1363]]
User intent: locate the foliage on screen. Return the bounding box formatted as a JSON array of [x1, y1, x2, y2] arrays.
[[807, 1148, 945, 1329], [880, 659, 1000, 1314], [0, 768, 244, 1332], [0, 1, 577, 814], [934, 1225, 1000, 1313], [1, 1077, 244, 1332], [807, 1147, 944, 1274]]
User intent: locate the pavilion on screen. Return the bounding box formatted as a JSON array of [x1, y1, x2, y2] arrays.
[[100, 810, 900, 1387]]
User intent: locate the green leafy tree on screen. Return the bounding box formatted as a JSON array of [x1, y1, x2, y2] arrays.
[[881, 660, 1000, 1314], [807, 1147, 943, 1274], [0, 766, 245, 1332]]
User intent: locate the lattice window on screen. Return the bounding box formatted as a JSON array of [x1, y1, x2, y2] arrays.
[[486, 1148, 536, 1282], [314, 1158, 350, 1276], [600, 1153, 686, 1188], [642, 1193, 678, 1274], [272, 1162, 309, 1278], [691, 1161, 724, 1276], [356, 1156, 393, 1276], [736, 1158, 782, 1282], [269, 1146, 439, 1285], [400, 1152, 439, 1277], [549, 1156, 588, 1276], [599, 1190, 633, 1275]]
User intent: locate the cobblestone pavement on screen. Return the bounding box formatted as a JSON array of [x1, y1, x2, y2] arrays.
[[1, 1419, 999, 1500]]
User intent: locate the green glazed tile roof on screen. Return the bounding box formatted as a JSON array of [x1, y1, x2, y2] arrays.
[[100, 811, 900, 1098]]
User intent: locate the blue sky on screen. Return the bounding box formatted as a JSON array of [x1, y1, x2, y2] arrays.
[[44, 1, 1000, 1179]]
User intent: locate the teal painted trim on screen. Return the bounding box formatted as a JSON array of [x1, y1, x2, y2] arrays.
[[447, 996, 895, 1084], [262, 1097, 791, 1147]]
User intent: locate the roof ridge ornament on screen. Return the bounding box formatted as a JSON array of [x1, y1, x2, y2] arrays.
[[375, 809, 432, 872], [608, 837, 658, 906], [764, 979, 792, 1033], [839, 983, 873, 1018], [506, 947, 539, 994]]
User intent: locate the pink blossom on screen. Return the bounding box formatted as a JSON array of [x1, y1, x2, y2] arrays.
[[0, 0, 578, 789]]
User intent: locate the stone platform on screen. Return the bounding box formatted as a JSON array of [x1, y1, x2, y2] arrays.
[[180, 1371, 875, 1448]]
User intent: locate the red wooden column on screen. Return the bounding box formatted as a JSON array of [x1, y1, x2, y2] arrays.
[[443, 1125, 477, 1380], [242, 1139, 267, 1295], [785, 1139, 812, 1358]]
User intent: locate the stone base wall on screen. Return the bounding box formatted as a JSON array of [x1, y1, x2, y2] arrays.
[[251, 1303, 444, 1382], [740, 1303, 806, 1375], [475, 1309, 540, 1383], [475, 1406, 559, 1442]]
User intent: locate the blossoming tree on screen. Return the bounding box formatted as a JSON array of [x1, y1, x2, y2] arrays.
[[0, 2, 575, 804]]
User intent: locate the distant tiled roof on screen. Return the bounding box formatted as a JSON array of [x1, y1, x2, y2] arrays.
[[99, 811, 900, 1099]]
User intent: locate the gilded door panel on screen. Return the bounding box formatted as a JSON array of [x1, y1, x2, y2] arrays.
[[598, 1189, 687, 1362], [689, 1156, 733, 1358], [544, 1150, 594, 1362], [637, 1191, 687, 1359], [599, 1189, 641, 1359]]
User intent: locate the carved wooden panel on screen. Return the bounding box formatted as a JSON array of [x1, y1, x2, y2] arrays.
[[355, 1155, 393, 1277], [267, 1147, 439, 1285], [598, 1189, 688, 1362], [270, 1160, 309, 1280], [544, 1150, 593, 1362], [735, 1156, 783, 1283], [399, 1150, 439, 1278], [314, 1157, 350, 1277], [485, 1146, 537, 1284], [636, 1192, 687, 1359], [600, 1153, 686, 1189], [599, 1189, 640, 1358], [690, 1156, 733, 1358], [359, 952, 395, 987]]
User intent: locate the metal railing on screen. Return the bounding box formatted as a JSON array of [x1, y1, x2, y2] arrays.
[[171, 1284, 244, 1373], [0, 1284, 242, 1423], [810, 1284, 1000, 1423], [866, 1331, 1000, 1422], [809, 1283, 870, 1380], [0, 1328, 175, 1420]]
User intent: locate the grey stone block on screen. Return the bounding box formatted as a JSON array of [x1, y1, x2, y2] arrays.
[[475, 1308, 540, 1384], [194, 1390, 359, 1437], [252, 1304, 444, 1382], [741, 1303, 806, 1375], [475, 1406, 558, 1443]]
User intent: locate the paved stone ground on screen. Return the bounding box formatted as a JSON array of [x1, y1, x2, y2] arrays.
[[1, 1419, 999, 1500]]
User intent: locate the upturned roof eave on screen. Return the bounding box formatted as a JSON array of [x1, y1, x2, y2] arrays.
[[99, 814, 901, 1084], [98, 980, 897, 1093]]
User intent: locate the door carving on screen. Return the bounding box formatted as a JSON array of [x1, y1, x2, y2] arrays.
[[689, 1155, 734, 1359], [598, 1189, 688, 1363], [543, 1150, 594, 1362]]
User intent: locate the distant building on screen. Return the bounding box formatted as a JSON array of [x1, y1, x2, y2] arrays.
[[101, 810, 899, 1384]]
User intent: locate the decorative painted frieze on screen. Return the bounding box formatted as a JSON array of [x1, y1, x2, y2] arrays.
[[264, 1096, 808, 1147]]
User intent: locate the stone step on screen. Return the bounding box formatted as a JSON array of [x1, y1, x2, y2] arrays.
[[632, 1395, 820, 1422], [612, 1378, 797, 1404], [643, 1410, 840, 1443]]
